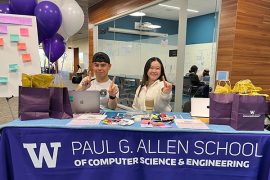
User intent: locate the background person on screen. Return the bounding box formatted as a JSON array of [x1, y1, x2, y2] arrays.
[[76, 52, 119, 110], [132, 57, 172, 112], [199, 68, 210, 81], [186, 65, 205, 87]]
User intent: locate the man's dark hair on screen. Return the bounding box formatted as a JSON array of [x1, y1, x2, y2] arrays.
[[189, 65, 198, 73], [93, 52, 110, 64]]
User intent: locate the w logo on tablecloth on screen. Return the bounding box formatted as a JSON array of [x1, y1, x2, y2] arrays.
[[23, 142, 61, 168]]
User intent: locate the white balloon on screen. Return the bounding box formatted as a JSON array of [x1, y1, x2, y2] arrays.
[[60, 0, 84, 37], [37, 0, 63, 7], [57, 26, 70, 42]]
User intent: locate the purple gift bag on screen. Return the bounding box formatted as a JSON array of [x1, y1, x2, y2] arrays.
[[19, 86, 50, 120], [231, 94, 266, 131], [209, 93, 234, 125], [49, 87, 73, 119], [267, 100, 270, 114]]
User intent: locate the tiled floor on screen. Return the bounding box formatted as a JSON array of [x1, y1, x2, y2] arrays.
[[0, 97, 18, 125]]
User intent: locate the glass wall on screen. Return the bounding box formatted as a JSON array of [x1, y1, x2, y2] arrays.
[[96, 0, 220, 110]]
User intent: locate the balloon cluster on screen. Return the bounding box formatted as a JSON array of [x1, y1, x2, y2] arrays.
[[0, 0, 84, 63]]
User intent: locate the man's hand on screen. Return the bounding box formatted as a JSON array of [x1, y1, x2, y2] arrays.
[[162, 76, 172, 94], [81, 71, 93, 88], [108, 76, 118, 98]]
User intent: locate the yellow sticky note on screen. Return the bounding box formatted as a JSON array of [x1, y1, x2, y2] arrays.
[[17, 42, 27, 50], [22, 53, 31, 62], [0, 38, 4, 46]]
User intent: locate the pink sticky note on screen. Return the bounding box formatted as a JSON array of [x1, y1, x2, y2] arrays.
[[17, 42, 27, 50], [22, 53, 31, 62], [0, 25, 7, 34], [20, 28, 29, 36], [0, 38, 4, 46]]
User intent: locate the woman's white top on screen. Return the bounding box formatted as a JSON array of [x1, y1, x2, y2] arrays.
[[132, 80, 172, 112]]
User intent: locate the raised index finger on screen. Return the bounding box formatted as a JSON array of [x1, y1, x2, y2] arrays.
[[111, 76, 116, 87], [88, 71, 92, 81], [162, 76, 167, 87]]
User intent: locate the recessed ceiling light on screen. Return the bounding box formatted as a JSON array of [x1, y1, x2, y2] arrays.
[[146, 24, 161, 29], [158, 4, 180, 10], [158, 4, 199, 13], [129, 12, 146, 16], [187, 9, 199, 13]]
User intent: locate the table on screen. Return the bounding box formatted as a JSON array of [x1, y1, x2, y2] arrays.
[[1, 112, 270, 180]]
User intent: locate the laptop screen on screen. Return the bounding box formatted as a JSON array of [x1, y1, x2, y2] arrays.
[[69, 90, 100, 113]]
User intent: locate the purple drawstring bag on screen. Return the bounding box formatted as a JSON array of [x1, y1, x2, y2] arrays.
[[231, 94, 266, 131], [209, 93, 234, 125], [49, 87, 73, 119], [19, 86, 50, 120], [267, 101, 270, 114]]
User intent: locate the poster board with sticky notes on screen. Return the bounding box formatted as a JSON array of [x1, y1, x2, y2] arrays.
[[0, 14, 40, 97]]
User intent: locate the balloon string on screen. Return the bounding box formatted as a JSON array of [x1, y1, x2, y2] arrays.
[[48, 39, 52, 74], [60, 52, 67, 72], [57, 43, 67, 82], [43, 49, 46, 73]]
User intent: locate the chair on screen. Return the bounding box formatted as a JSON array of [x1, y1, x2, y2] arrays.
[[183, 76, 199, 97]]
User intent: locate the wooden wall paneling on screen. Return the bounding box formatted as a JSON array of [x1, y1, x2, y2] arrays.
[[217, 0, 270, 95], [69, 48, 79, 80], [88, 28, 94, 74], [216, 0, 238, 73], [233, 0, 270, 94], [74, 48, 79, 73], [89, 0, 155, 24]]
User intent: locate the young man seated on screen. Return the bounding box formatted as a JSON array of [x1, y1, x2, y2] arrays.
[[76, 52, 119, 110]]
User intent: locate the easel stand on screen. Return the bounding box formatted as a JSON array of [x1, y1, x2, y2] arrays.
[[5, 95, 15, 120]]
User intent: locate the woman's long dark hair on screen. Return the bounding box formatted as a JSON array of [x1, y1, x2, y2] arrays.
[[138, 57, 167, 96]]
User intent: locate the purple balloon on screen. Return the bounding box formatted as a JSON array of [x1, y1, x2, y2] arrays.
[[0, 3, 12, 14], [37, 24, 48, 44], [10, 0, 36, 15], [35, 1, 62, 41], [43, 34, 65, 63]]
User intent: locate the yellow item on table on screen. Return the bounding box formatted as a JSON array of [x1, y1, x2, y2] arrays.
[[22, 73, 54, 88], [214, 81, 232, 94], [232, 79, 268, 97]]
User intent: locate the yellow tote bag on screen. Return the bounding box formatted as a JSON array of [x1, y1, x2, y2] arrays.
[[214, 80, 232, 94], [22, 73, 54, 88]]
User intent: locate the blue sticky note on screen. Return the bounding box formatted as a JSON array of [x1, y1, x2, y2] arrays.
[[10, 34, 20, 42], [216, 71, 229, 81], [9, 64, 18, 72], [0, 77, 8, 84]]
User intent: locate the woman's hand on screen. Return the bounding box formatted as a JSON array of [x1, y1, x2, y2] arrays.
[[162, 76, 172, 94]]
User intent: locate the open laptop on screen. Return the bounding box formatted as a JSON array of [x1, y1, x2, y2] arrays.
[[68, 90, 100, 113], [190, 98, 210, 117]]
